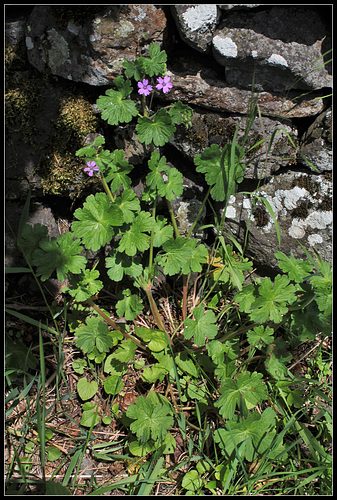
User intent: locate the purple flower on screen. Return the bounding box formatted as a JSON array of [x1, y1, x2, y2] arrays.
[[84, 161, 99, 177], [156, 75, 173, 94], [137, 79, 153, 96]]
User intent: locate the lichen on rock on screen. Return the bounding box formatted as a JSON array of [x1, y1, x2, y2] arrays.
[[43, 28, 70, 70]]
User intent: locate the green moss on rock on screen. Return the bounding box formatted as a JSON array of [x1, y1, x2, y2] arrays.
[[36, 93, 100, 198]]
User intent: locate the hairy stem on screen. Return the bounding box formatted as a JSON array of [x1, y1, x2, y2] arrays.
[[86, 298, 146, 350], [144, 285, 172, 344], [147, 196, 157, 286], [182, 274, 190, 321], [100, 175, 115, 203], [166, 198, 180, 238]]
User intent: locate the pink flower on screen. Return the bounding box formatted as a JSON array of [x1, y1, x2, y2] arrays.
[[137, 79, 153, 96], [156, 75, 173, 94], [84, 161, 99, 176]]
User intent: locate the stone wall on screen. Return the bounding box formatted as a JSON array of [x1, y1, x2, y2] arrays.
[[5, 5, 332, 275]]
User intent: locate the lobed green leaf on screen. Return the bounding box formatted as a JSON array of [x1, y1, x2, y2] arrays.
[[32, 232, 86, 282], [184, 305, 218, 346], [136, 109, 176, 147], [96, 89, 138, 126], [72, 193, 123, 251]]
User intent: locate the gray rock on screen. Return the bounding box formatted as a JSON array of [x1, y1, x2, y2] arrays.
[[5, 200, 59, 267], [25, 5, 167, 85], [299, 108, 332, 172], [6, 4, 332, 279], [212, 6, 332, 93], [222, 171, 332, 271], [113, 126, 148, 166], [5, 19, 26, 45], [171, 4, 221, 53], [169, 110, 298, 179], [170, 175, 207, 239], [159, 56, 325, 118]]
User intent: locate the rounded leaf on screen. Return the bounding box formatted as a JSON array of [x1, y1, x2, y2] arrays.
[[77, 377, 98, 401]]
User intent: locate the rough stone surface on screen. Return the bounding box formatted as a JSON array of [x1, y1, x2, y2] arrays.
[[171, 5, 221, 53], [5, 19, 26, 45], [113, 126, 147, 166], [159, 56, 325, 118], [25, 5, 167, 85], [212, 7, 332, 93], [222, 171, 332, 271], [299, 108, 332, 172], [5, 200, 60, 267], [168, 110, 298, 179]]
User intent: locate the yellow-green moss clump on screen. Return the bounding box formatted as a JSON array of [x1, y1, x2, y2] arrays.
[[6, 34, 101, 199], [37, 93, 100, 198], [54, 94, 98, 144], [5, 39, 44, 149]]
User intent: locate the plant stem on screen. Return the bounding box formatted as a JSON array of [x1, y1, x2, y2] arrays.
[[143, 285, 172, 343], [86, 298, 146, 350], [142, 94, 148, 117], [218, 321, 261, 343], [147, 196, 157, 286], [182, 274, 190, 321], [187, 185, 211, 239], [100, 175, 115, 203], [166, 198, 180, 238]]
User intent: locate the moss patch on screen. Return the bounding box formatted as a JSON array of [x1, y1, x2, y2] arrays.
[[36, 92, 100, 198], [291, 175, 319, 194], [291, 200, 312, 219], [5, 38, 47, 149], [6, 34, 101, 199], [253, 205, 270, 227]]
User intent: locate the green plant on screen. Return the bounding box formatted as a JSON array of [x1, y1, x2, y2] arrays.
[[7, 41, 332, 495]]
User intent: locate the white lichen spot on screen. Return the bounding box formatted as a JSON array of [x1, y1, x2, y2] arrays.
[[267, 53, 288, 67], [89, 33, 99, 42], [242, 197, 252, 218], [225, 205, 236, 219], [133, 5, 147, 22], [261, 220, 273, 233], [305, 211, 332, 230], [176, 202, 190, 235], [25, 36, 34, 50], [242, 197, 251, 210], [251, 50, 258, 58], [116, 20, 134, 38], [213, 35, 238, 57], [308, 234, 323, 246], [182, 4, 218, 31], [107, 57, 125, 73], [288, 219, 306, 239], [274, 186, 309, 210]]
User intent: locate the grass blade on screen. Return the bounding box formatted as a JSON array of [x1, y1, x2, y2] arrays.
[[5, 308, 58, 337], [136, 456, 165, 495], [36, 325, 46, 484]]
